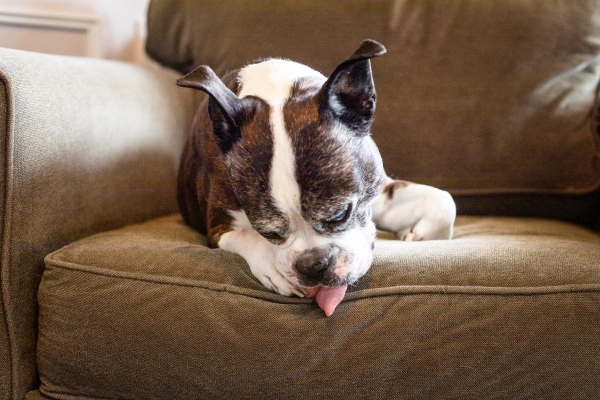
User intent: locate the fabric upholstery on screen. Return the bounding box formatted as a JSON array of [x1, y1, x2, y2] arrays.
[[147, 0, 600, 227], [23, 391, 49, 400], [37, 214, 600, 399], [1, 1, 599, 399], [0, 57, 12, 400], [0, 48, 195, 400]]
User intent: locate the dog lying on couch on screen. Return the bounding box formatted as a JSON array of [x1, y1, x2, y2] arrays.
[[15, 1, 599, 398], [176, 39, 456, 315]]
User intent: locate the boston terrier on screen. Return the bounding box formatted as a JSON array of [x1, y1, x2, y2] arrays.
[[176, 40, 456, 316]]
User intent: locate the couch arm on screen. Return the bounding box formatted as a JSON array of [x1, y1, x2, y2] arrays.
[[0, 47, 194, 399]]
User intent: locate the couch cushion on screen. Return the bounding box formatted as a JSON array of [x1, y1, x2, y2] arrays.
[[146, 0, 600, 227], [37, 214, 600, 399]]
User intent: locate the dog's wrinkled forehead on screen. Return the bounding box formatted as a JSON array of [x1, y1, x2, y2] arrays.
[[225, 59, 384, 236], [225, 61, 323, 234], [175, 40, 387, 238]]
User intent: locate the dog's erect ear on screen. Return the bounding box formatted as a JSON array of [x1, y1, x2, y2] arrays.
[[177, 66, 246, 153], [318, 39, 386, 133]]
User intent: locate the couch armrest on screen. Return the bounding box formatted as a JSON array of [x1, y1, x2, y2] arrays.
[[0, 47, 194, 399]]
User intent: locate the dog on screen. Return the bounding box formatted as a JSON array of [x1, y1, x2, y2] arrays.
[[176, 39, 456, 316]]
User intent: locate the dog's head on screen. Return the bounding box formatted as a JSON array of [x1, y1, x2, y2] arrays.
[[178, 40, 387, 302]]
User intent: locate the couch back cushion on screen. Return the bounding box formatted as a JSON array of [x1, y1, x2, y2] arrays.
[[147, 0, 600, 227]]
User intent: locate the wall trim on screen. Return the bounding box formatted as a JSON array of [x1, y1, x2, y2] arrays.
[[0, 7, 100, 57]]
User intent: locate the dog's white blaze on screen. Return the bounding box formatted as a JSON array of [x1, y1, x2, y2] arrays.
[[238, 60, 325, 223]]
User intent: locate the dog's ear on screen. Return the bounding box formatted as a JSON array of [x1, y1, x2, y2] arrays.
[[318, 39, 386, 134], [177, 66, 246, 153]]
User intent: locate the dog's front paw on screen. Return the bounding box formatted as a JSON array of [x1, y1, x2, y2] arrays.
[[253, 268, 304, 297], [218, 228, 304, 297]]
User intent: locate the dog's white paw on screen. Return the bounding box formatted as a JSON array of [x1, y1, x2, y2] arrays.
[[372, 179, 456, 241], [218, 228, 304, 297], [254, 268, 304, 297]]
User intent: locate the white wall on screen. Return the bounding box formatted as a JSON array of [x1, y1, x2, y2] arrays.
[[0, 0, 151, 63]]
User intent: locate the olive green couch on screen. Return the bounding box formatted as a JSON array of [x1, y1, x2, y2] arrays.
[[2, 1, 600, 399]]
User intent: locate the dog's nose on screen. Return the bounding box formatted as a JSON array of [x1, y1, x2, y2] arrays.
[[294, 245, 337, 282]]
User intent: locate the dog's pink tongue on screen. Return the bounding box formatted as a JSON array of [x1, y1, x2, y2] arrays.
[[306, 285, 348, 316]]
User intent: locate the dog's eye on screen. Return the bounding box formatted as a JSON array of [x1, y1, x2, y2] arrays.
[[326, 203, 352, 224], [260, 231, 285, 244]]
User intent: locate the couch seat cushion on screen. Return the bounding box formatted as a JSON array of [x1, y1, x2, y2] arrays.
[[37, 214, 600, 399]]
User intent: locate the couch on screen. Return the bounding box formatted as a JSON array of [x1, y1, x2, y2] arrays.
[[2, 0, 599, 399]]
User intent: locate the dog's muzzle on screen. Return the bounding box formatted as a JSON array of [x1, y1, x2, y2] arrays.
[[294, 244, 342, 286]]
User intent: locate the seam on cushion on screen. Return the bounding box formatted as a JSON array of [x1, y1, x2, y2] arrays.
[[44, 256, 600, 304], [39, 387, 110, 400], [448, 182, 600, 196], [347, 284, 600, 299], [44, 257, 312, 305], [0, 66, 16, 400]]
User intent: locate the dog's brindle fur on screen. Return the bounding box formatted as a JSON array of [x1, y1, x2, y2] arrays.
[[178, 42, 385, 250], [176, 40, 455, 303]]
